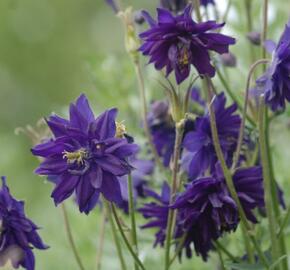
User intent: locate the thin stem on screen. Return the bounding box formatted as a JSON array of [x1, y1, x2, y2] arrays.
[[278, 206, 290, 239], [193, 0, 202, 22], [164, 120, 185, 270], [232, 59, 270, 170], [205, 78, 269, 268], [215, 67, 256, 127], [104, 201, 127, 270], [127, 173, 139, 270], [169, 233, 187, 266], [214, 241, 239, 263], [61, 204, 86, 270], [222, 0, 232, 23], [96, 207, 107, 270], [134, 60, 164, 171], [111, 204, 146, 270], [258, 96, 279, 269], [213, 242, 226, 270], [241, 223, 255, 263], [183, 75, 200, 114], [262, 0, 269, 62]]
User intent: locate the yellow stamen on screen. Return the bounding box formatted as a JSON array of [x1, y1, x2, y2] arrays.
[[179, 50, 189, 66], [63, 149, 87, 165], [115, 121, 126, 138]]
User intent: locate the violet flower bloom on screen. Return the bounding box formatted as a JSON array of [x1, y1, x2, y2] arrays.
[[138, 182, 171, 247], [171, 166, 264, 260], [0, 177, 48, 270], [139, 5, 235, 84], [31, 94, 138, 214], [182, 93, 241, 179], [256, 20, 290, 111], [117, 157, 154, 213]]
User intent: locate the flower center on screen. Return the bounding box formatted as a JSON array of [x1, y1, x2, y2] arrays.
[[115, 121, 126, 138], [178, 49, 190, 66], [63, 149, 88, 165]]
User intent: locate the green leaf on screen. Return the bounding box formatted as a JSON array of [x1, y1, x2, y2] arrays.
[[226, 262, 266, 270]]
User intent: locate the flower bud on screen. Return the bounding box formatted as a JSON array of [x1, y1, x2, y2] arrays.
[[134, 10, 145, 25], [247, 31, 261, 46], [220, 52, 237, 68]]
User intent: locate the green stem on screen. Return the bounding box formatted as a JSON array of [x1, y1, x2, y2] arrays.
[[96, 206, 107, 270], [258, 96, 279, 269], [213, 242, 226, 270], [134, 60, 164, 172], [61, 203, 86, 270], [193, 0, 202, 22], [232, 59, 270, 170], [128, 173, 139, 270], [169, 233, 187, 266], [164, 120, 185, 270], [214, 241, 239, 263], [241, 224, 255, 263], [205, 78, 269, 268], [111, 204, 146, 270], [104, 201, 127, 270], [216, 67, 256, 127], [262, 0, 268, 62], [278, 206, 290, 239]]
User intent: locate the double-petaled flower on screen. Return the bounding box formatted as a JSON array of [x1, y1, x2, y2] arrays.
[[171, 166, 264, 260], [139, 5, 235, 84], [0, 177, 47, 270], [32, 94, 138, 214]]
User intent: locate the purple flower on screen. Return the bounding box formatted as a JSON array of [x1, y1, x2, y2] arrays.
[[160, 0, 188, 14], [256, 20, 290, 111], [139, 5, 235, 84], [0, 177, 48, 270], [171, 166, 264, 260], [117, 157, 154, 213], [138, 182, 171, 247], [31, 94, 138, 214], [182, 92, 241, 179]]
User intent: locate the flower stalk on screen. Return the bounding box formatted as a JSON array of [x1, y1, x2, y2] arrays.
[[164, 119, 185, 270], [127, 173, 139, 270], [96, 206, 107, 270], [61, 203, 86, 270]]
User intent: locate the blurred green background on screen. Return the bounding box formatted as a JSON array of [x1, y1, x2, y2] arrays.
[[0, 0, 290, 269]]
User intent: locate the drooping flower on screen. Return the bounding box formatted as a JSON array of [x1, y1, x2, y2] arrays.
[[31, 94, 138, 214], [160, 0, 188, 14], [182, 92, 241, 179], [256, 20, 290, 111], [138, 182, 171, 247], [0, 177, 48, 270], [117, 157, 154, 213], [171, 165, 264, 260], [139, 5, 235, 84]]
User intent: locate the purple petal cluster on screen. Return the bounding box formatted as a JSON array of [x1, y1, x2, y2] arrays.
[[138, 182, 171, 247], [31, 94, 138, 214], [171, 166, 264, 260], [256, 20, 290, 111], [139, 5, 235, 84], [117, 157, 154, 213], [0, 177, 47, 270], [182, 93, 241, 179]]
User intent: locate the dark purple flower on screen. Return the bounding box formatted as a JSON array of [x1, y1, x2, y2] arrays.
[[139, 5, 235, 84], [160, 0, 188, 14], [117, 157, 154, 213], [31, 94, 138, 214], [138, 182, 171, 247], [182, 92, 241, 179], [0, 177, 48, 270], [256, 20, 290, 111], [171, 166, 264, 260]]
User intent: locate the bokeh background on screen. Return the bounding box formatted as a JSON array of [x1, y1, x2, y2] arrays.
[[0, 0, 290, 269]]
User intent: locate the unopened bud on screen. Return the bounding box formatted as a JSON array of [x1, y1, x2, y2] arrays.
[[247, 31, 261, 46], [134, 10, 145, 25], [220, 52, 237, 68]]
